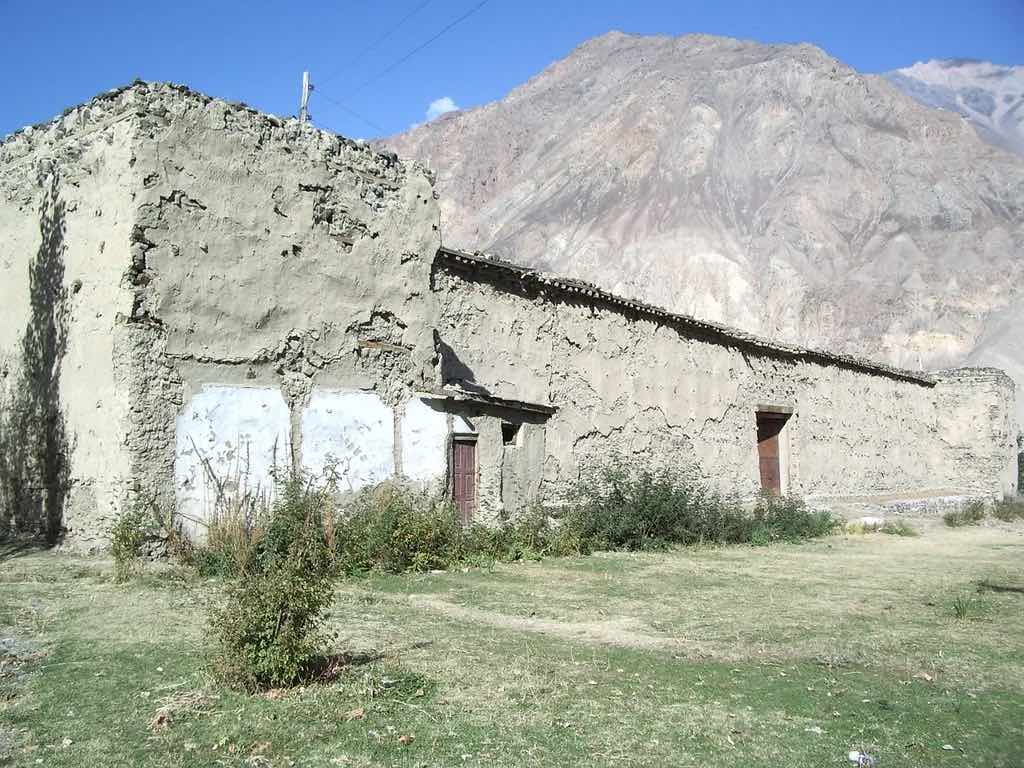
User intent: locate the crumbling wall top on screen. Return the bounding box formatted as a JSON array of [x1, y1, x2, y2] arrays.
[[1, 81, 433, 184], [436, 246, 937, 387]]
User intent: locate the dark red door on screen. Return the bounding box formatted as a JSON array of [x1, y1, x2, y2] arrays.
[[756, 413, 787, 494], [452, 438, 477, 523]]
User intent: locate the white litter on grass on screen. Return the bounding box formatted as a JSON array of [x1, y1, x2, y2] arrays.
[[848, 751, 877, 767]]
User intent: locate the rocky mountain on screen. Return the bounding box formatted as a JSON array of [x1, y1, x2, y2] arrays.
[[381, 32, 1024, 425], [886, 59, 1024, 156]]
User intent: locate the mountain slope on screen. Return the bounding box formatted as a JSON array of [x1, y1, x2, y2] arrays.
[[886, 59, 1024, 156], [382, 32, 1024, 422]]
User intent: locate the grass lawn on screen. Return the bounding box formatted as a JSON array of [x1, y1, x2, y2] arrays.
[[1, 521, 1023, 767]]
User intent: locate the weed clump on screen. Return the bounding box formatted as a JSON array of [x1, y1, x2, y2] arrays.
[[880, 520, 919, 537], [943, 501, 987, 528], [951, 593, 990, 622], [184, 463, 838, 580], [110, 502, 153, 582], [992, 496, 1024, 522], [332, 483, 580, 573], [750, 493, 838, 544], [334, 483, 464, 574], [563, 465, 837, 551], [206, 479, 336, 692]]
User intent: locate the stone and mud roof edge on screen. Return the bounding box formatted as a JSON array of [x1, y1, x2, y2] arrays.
[[436, 245, 940, 388]]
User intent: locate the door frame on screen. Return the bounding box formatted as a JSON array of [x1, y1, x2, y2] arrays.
[[755, 407, 793, 495], [450, 433, 478, 523]]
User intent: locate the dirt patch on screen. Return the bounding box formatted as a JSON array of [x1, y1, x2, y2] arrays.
[[409, 595, 684, 650]]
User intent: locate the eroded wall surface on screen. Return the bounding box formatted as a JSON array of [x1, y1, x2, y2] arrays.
[[1, 81, 447, 544], [119, 82, 444, 526], [935, 368, 1018, 496], [0, 91, 138, 547], [432, 258, 1018, 508]]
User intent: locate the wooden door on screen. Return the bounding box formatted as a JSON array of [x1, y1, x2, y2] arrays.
[[756, 413, 787, 494], [452, 438, 477, 523]]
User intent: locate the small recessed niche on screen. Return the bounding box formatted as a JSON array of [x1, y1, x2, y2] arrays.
[[501, 422, 521, 446]]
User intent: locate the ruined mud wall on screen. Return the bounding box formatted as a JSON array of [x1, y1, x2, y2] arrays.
[[122, 83, 447, 527], [0, 92, 138, 547], [934, 368, 1018, 497], [433, 256, 1018, 505], [1, 82, 453, 544]]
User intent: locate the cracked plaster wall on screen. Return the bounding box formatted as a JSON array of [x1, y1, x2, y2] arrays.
[[1, 82, 445, 545], [123, 82, 443, 526], [433, 262, 1018, 503]]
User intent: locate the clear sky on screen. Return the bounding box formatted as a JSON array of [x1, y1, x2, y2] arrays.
[[1, 0, 1021, 140]]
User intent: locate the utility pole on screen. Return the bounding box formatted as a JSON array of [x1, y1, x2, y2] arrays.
[[298, 71, 313, 124]]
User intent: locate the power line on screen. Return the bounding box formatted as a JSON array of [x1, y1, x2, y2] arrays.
[[351, 0, 493, 94], [314, 90, 387, 135], [312, 0, 494, 137], [317, 0, 437, 89]]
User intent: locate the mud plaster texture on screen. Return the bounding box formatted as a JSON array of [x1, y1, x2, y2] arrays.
[[431, 253, 1018, 508], [0, 81, 1018, 547], [1, 82, 440, 548]]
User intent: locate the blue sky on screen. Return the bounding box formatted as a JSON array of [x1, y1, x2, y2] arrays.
[[1, 0, 1021, 140]]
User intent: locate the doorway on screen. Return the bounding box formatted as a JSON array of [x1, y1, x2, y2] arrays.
[[756, 411, 790, 494], [451, 436, 477, 523]]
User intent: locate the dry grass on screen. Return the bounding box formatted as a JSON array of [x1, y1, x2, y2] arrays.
[[148, 688, 215, 731], [0, 517, 1021, 766]]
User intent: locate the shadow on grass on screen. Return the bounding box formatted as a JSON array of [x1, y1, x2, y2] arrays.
[[310, 640, 434, 684], [976, 578, 1024, 596], [0, 538, 48, 562]]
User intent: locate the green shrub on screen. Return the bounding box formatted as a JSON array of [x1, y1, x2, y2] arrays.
[[880, 520, 919, 537], [195, 463, 838, 581], [992, 496, 1024, 522], [943, 501, 987, 528], [565, 465, 744, 550], [565, 465, 837, 551], [329, 485, 587, 574], [334, 483, 464, 574], [206, 479, 336, 692], [749, 494, 838, 543], [951, 593, 990, 622], [323, 465, 838, 573], [110, 502, 153, 582]]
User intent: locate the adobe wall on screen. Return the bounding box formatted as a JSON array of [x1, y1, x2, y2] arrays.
[[121, 83, 452, 530], [934, 368, 1018, 497], [0, 91, 139, 547], [1, 82, 454, 546], [432, 257, 1018, 511], [1, 82, 1016, 546]]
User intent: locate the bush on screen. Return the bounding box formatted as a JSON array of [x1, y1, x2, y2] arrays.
[[565, 465, 747, 550], [206, 479, 336, 692], [749, 493, 838, 543], [110, 502, 153, 582], [943, 501, 987, 528], [334, 483, 464, 574], [992, 496, 1024, 522], [331, 483, 587, 574], [880, 520, 919, 537], [564, 465, 837, 551], [194, 464, 838, 580], [322, 466, 838, 573]]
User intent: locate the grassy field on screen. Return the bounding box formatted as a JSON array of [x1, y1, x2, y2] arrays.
[[1, 520, 1022, 767]]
